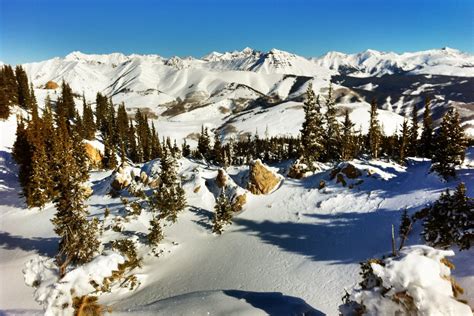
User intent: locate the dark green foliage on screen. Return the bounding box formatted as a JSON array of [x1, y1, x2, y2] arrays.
[[15, 65, 32, 110], [399, 119, 409, 162], [57, 81, 76, 121], [82, 95, 96, 140], [213, 132, 225, 166], [431, 108, 467, 179], [300, 83, 324, 168], [147, 216, 164, 247], [367, 99, 382, 159], [422, 183, 473, 250], [408, 103, 419, 157], [420, 97, 434, 158], [181, 139, 191, 158], [95, 92, 109, 134], [340, 109, 356, 161], [323, 83, 341, 161], [197, 125, 211, 160], [150, 147, 186, 223], [212, 189, 233, 234], [0, 65, 19, 118], [51, 118, 100, 277]]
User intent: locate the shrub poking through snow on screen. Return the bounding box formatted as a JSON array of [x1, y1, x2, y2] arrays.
[[213, 188, 233, 234], [339, 245, 471, 316], [422, 182, 473, 250], [148, 216, 164, 249]]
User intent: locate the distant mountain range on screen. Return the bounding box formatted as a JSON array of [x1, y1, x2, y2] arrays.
[[18, 47, 474, 141]]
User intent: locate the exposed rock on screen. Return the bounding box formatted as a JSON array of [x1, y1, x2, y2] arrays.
[[110, 167, 132, 191], [340, 163, 362, 179], [318, 180, 326, 190], [288, 163, 305, 179], [84, 143, 102, 168], [247, 159, 281, 195], [232, 194, 246, 212], [216, 169, 227, 188], [193, 185, 201, 193], [44, 80, 59, 89], [140, 171, 148, 184]]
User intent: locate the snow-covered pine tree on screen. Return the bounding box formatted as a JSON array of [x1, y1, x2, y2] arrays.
[[300, 83, 324, 169], [367, 99, 382, 159], [419, 97, 434, 159], [151, 146, 186, 222], [422, 183, 473, 250], [431, 108, 467, 179], [323, 83, 341, 161], [51, 117, 100, 277], [212, 188, 233, 234]]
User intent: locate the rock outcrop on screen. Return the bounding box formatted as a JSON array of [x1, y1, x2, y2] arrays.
[[44, 80, 59, 89], [247, 160, 281, 195], [330, 163, 363, 188], [84, 143, 103, 168]]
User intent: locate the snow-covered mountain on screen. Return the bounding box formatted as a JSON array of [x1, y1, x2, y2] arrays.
[[19, 47, 474, 143]]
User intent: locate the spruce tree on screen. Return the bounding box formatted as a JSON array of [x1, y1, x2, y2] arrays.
[[127, 119, 139, 163], [15, 65, 31, 110], [300, 83, 325, 169], [323, 83, 341, 161], [432, 108, 467, 179], [0, 65, 19, 118], [197, 125, 211, 160], [148, 216, 164, 247], [408, 104, 419, 156], [82, 95, 96, 140], [51, 117, 99, 277], [150, 147, 186, 222], [95, 92, 109, 134], [399, 119, 409, 162], [12, 117, 33, 198], [367, 99, 382, 159], [181, 139, 191, 158], [212, 188, 233, 234], [340, 109, 355, 161], [59, 81, 76, 121], [213, 132, 224, 166], [420, 97, 434, 158]]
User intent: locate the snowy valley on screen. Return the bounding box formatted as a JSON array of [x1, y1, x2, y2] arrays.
[[0, 47, 473, 316]]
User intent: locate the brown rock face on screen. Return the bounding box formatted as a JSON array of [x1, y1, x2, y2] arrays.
[[288, 163, 305, 179], [247, 160, 280, 195], [84, 143, 103, 168], [44, 81, 59, 89]]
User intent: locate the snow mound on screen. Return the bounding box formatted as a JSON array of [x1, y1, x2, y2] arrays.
[[340, 245, 472, 316]]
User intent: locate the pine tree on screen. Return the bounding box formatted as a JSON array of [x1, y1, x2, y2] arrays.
[[197, 125, 211, 160], [432, 108, 467, 179], [368, 99, 382, 159], [147, 216, 164, 246], [51, 117, 99, 277], [181, 139, 191, 157], [12, 117, 33, 198], [82, 95, 96, 140], [323, 83, 341, 161], [59, 81, 76, 121], [399, 119, 409, 162], [116, 102, 129, 159], [422, 183, 473, 250], [127, 119, 139, 163], [150, 147, 186, 222], [95, 92, 109, 134], [212, 189, 233, 234], [15, 65, 31, 110], [340, 109, 355, 161], [213, 132, 224, 166], [420, 97, 434, 158], [149, 122, 162, 159], [300, 83, 325, 169], [408, 103, 419, 156], [0, 65, 19, 118]]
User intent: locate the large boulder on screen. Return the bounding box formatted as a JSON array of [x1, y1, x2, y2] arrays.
[[84, 143, 103, 168], [247, 160, 281, 195], [44, 80, 59, 89], [110, 166, 132, 191], [330, 162, 363, 188]]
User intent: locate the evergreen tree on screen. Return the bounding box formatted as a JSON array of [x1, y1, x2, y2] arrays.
[[340, 109, 355, 161], [213, 132, 224, 166], [15, 65, 31, 110], [127, 119, 139, 163], [300, 83, 325, 169], [58, 81, 76, 121], [0, 65, 19, 118], [95, 92, 109, 134], [150, 147, 186, 222], [82, 95, 96, 140], [181, 139, 191, 158], [420, 97, 434, 158], [212, 188, 233, 234], [432, 108, 467, 179], [116, 102, 129, 158], [12, 117, 33, 197], [408, 103, 419, 156], [367, 99, 382, 159], [399, 119, 409, 162], [323, 83, 341, 161], [147, 216, 164, 246], [197, 125, 211, 160], [51, 117, 99, 277], [422, 183, 473, 250]]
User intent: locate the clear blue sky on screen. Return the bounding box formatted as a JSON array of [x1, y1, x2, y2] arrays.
[[0, 0, 473, 65]]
